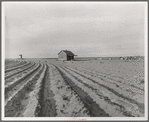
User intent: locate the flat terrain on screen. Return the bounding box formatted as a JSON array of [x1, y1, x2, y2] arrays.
[[4, 58, 144, 117]]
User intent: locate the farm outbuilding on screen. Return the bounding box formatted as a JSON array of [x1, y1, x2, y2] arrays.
[[58, 50, 76, 61], [19, 54, 22, 59]]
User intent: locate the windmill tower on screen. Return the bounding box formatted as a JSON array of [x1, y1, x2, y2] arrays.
[[19, 54, 22, 59]]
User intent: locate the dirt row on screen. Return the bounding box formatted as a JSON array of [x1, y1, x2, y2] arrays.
[[58, 66, 144, 117], [41, 64, 90, 117], [5, 60, 26, 70], [54, 65, 109, 117], [65, 67, 144, 103], [5, 62, 36, 79], [5, 63, 45, 116], [5, 60, 144, 117], [72, 66, 144, 91], [5, 62, 106, 117], [5, 63, 40, 87], [5, 61, 31, 73]]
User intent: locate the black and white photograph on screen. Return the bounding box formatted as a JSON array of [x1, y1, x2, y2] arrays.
[[2, 1, 148, 121]]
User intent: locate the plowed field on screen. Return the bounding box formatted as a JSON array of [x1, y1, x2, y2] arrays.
[[4, 58, 145, 117]]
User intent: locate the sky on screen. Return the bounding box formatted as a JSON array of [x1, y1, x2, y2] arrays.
[[4, 2, 146, 58]]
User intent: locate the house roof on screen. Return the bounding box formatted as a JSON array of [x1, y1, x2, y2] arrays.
[[58, 50, 75, 56]]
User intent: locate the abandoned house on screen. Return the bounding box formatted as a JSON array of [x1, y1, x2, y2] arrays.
[[58, 50, 76, 61]]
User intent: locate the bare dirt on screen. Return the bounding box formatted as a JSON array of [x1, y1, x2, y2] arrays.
[[39, 66, 57, 117], [4, 58, 145, 117]]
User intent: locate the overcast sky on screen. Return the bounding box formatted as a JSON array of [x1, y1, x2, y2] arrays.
[[4, 2, 146, 58]]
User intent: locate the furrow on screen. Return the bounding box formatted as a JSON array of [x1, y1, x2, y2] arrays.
[[5, 60, 25, 69], [53, 65, 110, 117], [73, 66, 144, 92], [48, 64, 90, 117], [57, 66, 127, 117], [5, 63, 41, 93], [5, 63, 39, 84], [5, 61, 31, 73], [66, 67, 144, 100], [64, 66, 144, 116], [38, 66, 57, 117], [5, 62, 36, 79], [22, 65, 47, 117], [5, 64, 45, 117]]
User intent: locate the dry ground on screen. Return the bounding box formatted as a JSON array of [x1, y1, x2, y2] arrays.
[[4, 58, 145, 117]]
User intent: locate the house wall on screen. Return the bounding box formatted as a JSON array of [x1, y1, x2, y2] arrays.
[[67, 56, 74, 60], [58, 51, 67, 60]]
